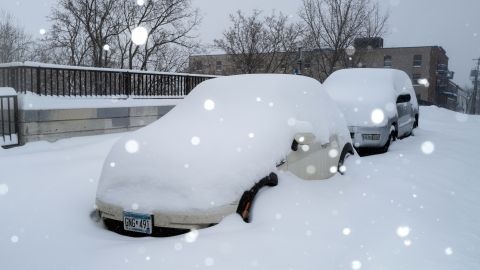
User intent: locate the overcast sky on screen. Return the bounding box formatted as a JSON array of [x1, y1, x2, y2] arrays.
[[3, 0, 480, 87]]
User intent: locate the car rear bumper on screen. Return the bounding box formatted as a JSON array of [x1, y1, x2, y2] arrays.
[[349, 125, 390, 148], [96, 199, 238, 231]]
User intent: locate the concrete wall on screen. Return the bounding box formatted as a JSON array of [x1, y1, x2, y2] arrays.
[[19, 105, 174, 143]]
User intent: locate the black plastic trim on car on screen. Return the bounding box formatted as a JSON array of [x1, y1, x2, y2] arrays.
[[236, 173, 278, 222]]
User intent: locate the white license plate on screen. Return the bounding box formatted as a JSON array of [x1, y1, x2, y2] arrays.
[[123, 212, 153, 234]]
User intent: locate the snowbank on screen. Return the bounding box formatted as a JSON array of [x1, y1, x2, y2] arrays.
[[17, 92, 183, 110], [0, 87, 17, 96], [97, 74, 350, 213], [324, 68, 416, 127], [1, 106, 479, 269]]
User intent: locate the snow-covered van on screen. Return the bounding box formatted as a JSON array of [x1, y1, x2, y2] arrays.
[[324, 68, 419, 152], [95, 74, 353, 236]]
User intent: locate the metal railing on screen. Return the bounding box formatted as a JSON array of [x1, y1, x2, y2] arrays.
[[0, 62, 216, 97], [0, 95, 19, 148]]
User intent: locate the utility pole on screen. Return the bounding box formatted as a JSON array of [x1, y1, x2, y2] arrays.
[[471, 58, 480, 114]]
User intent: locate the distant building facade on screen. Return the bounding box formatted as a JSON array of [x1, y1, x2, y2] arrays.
[[189, 40, 462, 111]]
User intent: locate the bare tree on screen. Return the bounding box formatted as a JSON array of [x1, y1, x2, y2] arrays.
[[43, 0, 200, 71], [0, 10, 33, 63], [214, 10, 302, 74], [299, 0, 388, 81], [47, 0, 122, 67], [113, 0, 201, 71]]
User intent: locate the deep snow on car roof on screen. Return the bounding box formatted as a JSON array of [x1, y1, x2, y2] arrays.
[[324, 68, 416, 127], [96, 74, 349, 212]]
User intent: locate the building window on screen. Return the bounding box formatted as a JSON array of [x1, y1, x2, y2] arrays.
[[413, 55, 422, 67], [216, 61, 223, 72], [412, 74, 421, 85], [384, 55, 392, 68]]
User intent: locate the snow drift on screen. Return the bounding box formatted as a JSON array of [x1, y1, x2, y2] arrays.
[[96, 74, 350, 213]]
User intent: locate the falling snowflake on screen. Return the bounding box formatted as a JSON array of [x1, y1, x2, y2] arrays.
[[421, 141, 435, 155], [328, 149, 339, 158], [268, 102, 274, 107], [287, 117, 296, 126], [339, 165, 347, 173], [191, 136, 201, 146], [306, 165, 316, 175], [125, 140, 139, 153], [204, 257, 215, 267], [248, 133, 255, 139], [185, 229, 199, 243], [204, 99, 215, 111], [39, 28, 46, 35], [131, 26, 149, 45], [256, 97, 262, 102], [404, 239, 412, 246], [301, 145, 310, 152], [11, 235, 19, 243], [103, 44, 110, 51], [342, 228, 351, 236], [371, 109, 385, 124], [418, 78, 430, 88], [131, 203, 139, 210], [396, 226, 411, 238], [137, 0, 146, 6], [110, 162, 116, 168], [351, 260, 362, 270], [445, 247, 453, 255], [329, 166, 338, 174]]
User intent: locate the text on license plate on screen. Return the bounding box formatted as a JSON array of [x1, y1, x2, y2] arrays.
[[123, 211, 153, 234]]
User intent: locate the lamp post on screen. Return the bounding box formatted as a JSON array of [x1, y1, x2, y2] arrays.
[[470, 58, 480, 114], [296, 47, 303, 75]]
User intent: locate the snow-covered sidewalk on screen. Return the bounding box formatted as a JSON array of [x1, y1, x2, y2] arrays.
[[0, 106, 479, 269]]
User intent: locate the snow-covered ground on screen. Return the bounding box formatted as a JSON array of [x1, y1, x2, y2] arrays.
[[0, 106, 479, 269]]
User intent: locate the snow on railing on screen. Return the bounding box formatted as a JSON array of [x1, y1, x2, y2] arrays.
[[0, 62, 216, 97]]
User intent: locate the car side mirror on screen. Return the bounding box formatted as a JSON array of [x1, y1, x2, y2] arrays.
[[396, 94, 411, 104]]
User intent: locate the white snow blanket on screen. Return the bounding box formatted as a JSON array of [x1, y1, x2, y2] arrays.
[[0, 87, 17, 96], [97, 74, 350, 213], [324, 68, 417, 127], [0, 106, 479, 269], [17, 92, 182, 110]]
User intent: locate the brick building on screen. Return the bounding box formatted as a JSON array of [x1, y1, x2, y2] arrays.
[[189, 41, 461, 110]]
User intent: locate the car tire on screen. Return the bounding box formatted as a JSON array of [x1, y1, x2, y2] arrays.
[[414, 114, 419, 128], [338, 143, 354, 174], [383, 126, 396, 153]]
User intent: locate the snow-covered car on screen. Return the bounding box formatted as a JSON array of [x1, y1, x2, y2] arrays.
[[323, 68, 419, 152], [95, 74, 353, 236]]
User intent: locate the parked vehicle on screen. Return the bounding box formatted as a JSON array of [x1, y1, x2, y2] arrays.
[[95, 74, 353, 236], [323, 68, 419, 152]]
